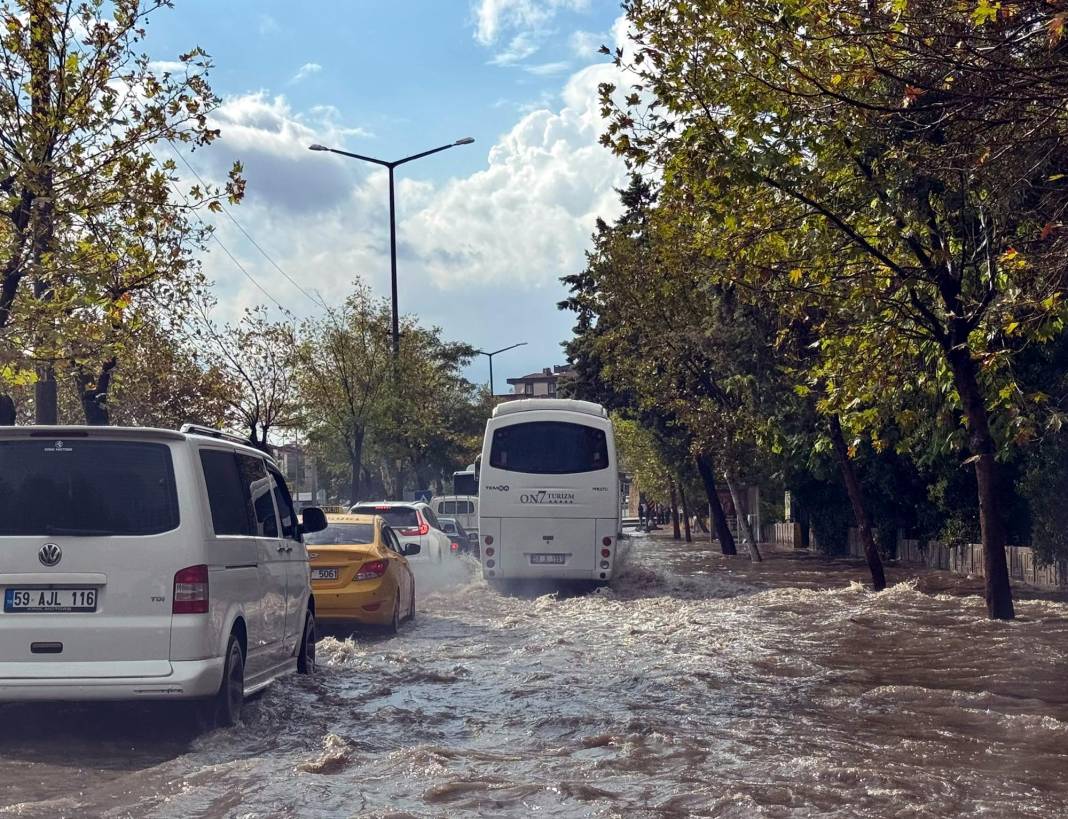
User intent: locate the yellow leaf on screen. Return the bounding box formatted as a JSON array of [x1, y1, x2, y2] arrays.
[[788, 268, 803, 284]]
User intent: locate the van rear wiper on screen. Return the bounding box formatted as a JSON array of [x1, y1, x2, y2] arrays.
[[44, 525, 115, 536]]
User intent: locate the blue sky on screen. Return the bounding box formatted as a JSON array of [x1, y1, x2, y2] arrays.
[[148, 1, 628, 389]]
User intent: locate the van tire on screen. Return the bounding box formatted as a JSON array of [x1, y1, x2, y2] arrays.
[[211, 634, 244, 728], [297, 611, 316, 675]]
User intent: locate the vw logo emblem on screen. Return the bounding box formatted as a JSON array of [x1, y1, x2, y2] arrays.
[[55, 440, 63, 449], [38, 543, 62, 567]]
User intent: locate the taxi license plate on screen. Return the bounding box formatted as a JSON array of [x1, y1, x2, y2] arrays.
[[530, 554, 566, 565], [311, 568, 338, 581], [4, 588, 97, 613]]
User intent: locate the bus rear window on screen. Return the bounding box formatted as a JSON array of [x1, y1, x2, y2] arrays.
[[0, 440, 179, 536], [489, 422, 609, 475]]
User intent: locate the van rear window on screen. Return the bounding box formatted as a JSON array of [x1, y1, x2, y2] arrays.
[[0, 440, 179, 536], [489, 422, 609, 474]]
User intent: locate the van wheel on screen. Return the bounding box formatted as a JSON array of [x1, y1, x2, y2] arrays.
[[297, 611, 316, 675], [211, 635, 244, 728]]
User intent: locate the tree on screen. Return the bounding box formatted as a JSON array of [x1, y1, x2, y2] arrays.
[[198, 304, 300, 450], [0, 0, 243, 423], [297, 287, 393, 504], [600, 0, 1068, 618]]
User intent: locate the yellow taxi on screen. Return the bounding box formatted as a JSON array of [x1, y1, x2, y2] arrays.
[[304, 513, 418, 633]]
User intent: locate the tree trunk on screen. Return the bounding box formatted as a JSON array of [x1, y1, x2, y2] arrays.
[[34, 365, 57, 424], [30, 7, 56, 426], [946, 348, 1015, 620], [348, 430, 365, 505], [669, 481, 681, 540], [0, 394, 14, 425], [827, 415, 886, 591], [77, 358, 116, 425], [725, 469, 762, 562], [679, 481, 693, 543], [695, 452, 737, 555]]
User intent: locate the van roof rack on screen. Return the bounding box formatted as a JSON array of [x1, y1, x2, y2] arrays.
[[180, 423, 257, 448]]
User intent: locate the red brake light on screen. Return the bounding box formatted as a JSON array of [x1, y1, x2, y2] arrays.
[[602, 537, 613, 547], [601, 548, 611, 558], [399, 512, 430, 538], [173, 565, 209, 614], [451, 541, 460, 551], [355, 560, 388, 581], [375, 505, 391, 511]]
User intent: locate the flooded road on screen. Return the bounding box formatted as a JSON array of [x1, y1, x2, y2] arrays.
[[2, 535, 1067, 818]]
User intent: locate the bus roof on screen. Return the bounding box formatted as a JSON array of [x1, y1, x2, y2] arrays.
[[492, 398, 608, 419]]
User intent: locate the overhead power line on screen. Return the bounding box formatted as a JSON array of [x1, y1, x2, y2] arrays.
[[167, 142, 327, 310]]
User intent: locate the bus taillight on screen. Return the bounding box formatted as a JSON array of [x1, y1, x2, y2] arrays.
[[601, 548, 610, 558], [602, 536, 612, 546], [485, 547, 495, 557], [484, 535, 494, 545]]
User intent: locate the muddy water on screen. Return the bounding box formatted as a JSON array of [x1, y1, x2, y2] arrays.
[[2, 535, 1067, 818]]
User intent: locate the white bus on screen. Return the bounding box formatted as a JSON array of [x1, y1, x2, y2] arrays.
[[477, 399, 620, 583]]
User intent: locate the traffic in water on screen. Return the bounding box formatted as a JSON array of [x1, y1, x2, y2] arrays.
[[2, 533, 1066, 817]]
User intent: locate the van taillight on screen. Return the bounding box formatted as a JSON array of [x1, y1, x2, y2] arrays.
[[173, 565, 209, 614]]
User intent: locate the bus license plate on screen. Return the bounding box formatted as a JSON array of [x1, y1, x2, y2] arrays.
[[4, 588, 97, 613], [311, 568, 338, 580], [530, 554, 566, 565]]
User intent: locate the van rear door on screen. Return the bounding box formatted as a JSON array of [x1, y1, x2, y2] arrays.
[[0, 435, 182, 677]]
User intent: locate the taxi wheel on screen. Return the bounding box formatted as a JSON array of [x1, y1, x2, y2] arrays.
[[387, 592, 401, 635]]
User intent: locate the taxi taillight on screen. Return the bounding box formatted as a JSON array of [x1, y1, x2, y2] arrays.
[[355, 560, 388, 581]]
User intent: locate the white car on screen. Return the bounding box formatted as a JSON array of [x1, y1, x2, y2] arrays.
[[349, 502, 449, 563], [0, 424, 328, 726]]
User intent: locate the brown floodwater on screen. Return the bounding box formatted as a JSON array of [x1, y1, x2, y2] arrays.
[[1, 534, 1066, 818]]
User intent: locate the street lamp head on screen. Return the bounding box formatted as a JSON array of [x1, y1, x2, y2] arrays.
[[308, 144, 329, 152], [454, 137, 475, 145]]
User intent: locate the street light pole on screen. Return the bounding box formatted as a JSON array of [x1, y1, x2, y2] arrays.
[[476, 342, 527, 397], [309, 137, 475, 359]]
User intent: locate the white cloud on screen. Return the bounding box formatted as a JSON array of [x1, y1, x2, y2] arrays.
[[289, 62, 322, 84], [569, 29, 605, 58], [488, 31, 541, 66], [524, 61, 572, 76], [473, 0, 589, 45], [190, 16, 632, 377], [258, 14, 280, 35]]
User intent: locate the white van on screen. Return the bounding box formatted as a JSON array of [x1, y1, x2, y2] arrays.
[[431, 495, 478, 535], [0, 424, 327, 726], [477, 399, 620, 583]]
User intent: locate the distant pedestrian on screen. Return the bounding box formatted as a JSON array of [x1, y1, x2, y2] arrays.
[[638, 501, 647, 528]]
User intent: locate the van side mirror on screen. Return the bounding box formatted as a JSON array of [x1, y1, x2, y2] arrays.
[[301, 507, 328, 534], [402, 542, 421, 557]]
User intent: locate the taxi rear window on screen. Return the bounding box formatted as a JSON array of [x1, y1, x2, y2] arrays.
[[305, 523, 376, 545]]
